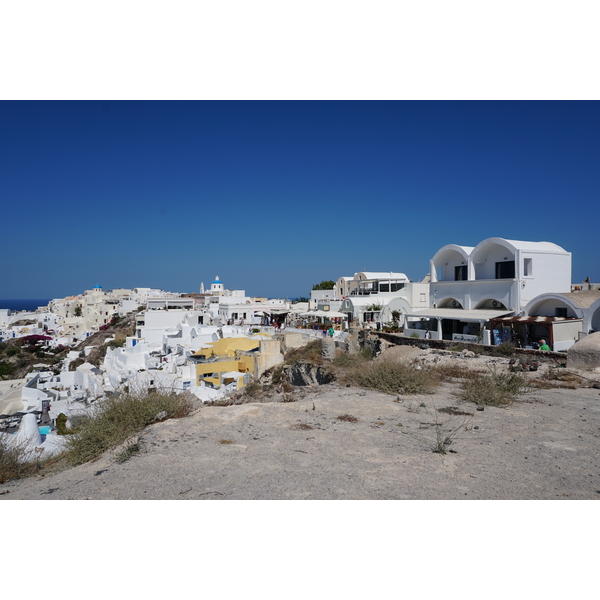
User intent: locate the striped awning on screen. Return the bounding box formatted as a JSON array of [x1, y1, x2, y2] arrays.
[[491, 316, 582, 324]]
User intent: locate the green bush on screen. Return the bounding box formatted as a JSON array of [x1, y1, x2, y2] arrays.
[[56, 413, 69, 435], [64, 389, 194, 465]]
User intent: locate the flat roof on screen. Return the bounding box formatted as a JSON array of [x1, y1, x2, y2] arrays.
[[404, 308, 513, 322]]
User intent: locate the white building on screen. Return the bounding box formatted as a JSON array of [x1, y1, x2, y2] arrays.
[[339, 272, 429, 326], [403, 237, 572, 344]]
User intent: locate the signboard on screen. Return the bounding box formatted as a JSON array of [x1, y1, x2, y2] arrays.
[[452, 333, 478, 343]]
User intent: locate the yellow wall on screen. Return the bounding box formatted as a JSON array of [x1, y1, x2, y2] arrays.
[[194, 337, 259, 388]]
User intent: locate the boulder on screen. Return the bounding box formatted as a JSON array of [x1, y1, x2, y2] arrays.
[[567, 332, 600, 369]]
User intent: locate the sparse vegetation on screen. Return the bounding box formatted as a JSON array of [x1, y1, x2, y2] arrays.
[[332, 347, 372, 367], [337, 414, 358, 422], [289, 423, 313, 430], [219, 439, 234, 444], [455, 367, 527, 406], [114, 439, 141, 463], [338, 358, 440, 395], [492, 342, 517, 357], [0, 436, 43, 483], [284, 340, 323, 365], [529, 369, 586, 389], [64, 388, 194, 465]]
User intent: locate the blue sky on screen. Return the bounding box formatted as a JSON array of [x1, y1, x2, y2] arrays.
[[1, 100, 598, 299]]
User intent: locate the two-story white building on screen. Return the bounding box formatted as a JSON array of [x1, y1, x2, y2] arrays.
[[339, 272, 429, 326], [403, 237, 572, 345]]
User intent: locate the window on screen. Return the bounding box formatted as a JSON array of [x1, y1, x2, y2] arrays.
[[524, 258, 532, 277], [495, 261, 515, 279], [455, 266, 468, 281], [555, 307, 568, 318]]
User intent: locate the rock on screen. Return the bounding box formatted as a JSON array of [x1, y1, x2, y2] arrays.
[[155, 410, 168, 421], [321, 338, 336, 361], [282, 361, 335, 386], [359, 391, 366, 397], [476, 405, 484, 411], [568, 332, 600, 369]]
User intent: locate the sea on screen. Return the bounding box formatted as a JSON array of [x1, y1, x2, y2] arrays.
[[0, 299, 51, 312]]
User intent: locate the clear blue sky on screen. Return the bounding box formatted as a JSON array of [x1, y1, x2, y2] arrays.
[[1, 101, 598, 299]]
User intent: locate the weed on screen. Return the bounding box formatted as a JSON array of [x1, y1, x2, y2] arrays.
[[218, 439, 235, 444], [455, 366, 527, 406], [114, 439, 141, 463], [289, 423, 313, 430], [337, 357, 440, 395], [437, 406, 474, 417], [337, 414, 358, 422]]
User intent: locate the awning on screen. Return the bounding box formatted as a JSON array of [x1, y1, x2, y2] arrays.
[[491, 316, 582, 324], [404, 308, 514, 323]]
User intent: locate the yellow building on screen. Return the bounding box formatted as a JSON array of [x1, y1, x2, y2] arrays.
[[194, 337, 260, 389]]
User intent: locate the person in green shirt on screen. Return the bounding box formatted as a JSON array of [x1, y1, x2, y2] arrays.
[[539, 339, 551, 351]]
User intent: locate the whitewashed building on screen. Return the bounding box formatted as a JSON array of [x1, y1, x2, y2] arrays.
[[403, 237, 572, 345]]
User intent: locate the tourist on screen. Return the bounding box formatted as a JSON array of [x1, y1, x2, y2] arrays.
[[539, 339, 551, 351], [328, 326, 334, 337]]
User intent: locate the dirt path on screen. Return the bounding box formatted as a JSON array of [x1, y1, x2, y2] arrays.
[[3, 379, 600, 500]]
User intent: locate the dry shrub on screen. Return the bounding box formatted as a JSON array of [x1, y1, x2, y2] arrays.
[[492, 342, 517, 357], [529, 369, 585, 390], [434, 363, 485, 381], [219, 439, 234, 444], [337, 414, 358, 422], [284, 340, 323, 365], [332, 347, 373, 367], [338, 358, 440, 395], [0, 436, 42, 484], [455, 368, 527, 406], [289, 423, 313, 430], [437, 406, 474, 416], [65, 388, 194, 465]]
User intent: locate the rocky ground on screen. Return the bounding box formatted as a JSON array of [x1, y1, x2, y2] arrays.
[[2, 345, 600, 500]]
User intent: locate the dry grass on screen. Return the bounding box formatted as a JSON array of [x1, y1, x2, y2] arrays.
[[0, 436, 44, 484], [434, 363, 485, 381], [337, 357, 440, 395], [529, 369, 586, 390], [64, 388, 194, 465], [437, 406, 474, 417], [289, 423, 314, 430], [218, 439, 235, 444], [337, 414, 358, 422], [455, 367, 527, 406], [332, 348, 373, 367], [284, 340, 323, 365]]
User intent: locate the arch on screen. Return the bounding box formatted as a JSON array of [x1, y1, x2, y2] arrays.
[[473, 298, 508, 310], [430, 244, 473, 282], [437, 297, 463, 309], [589, 300, 600, 333], [525, 294, 582, 319], [470, 238, 517, 281]]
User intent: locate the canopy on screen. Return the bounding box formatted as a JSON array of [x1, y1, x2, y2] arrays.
[[404, 308, 514, 323], [222, 371, 246, 378], [301, 310, 347, 319]]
